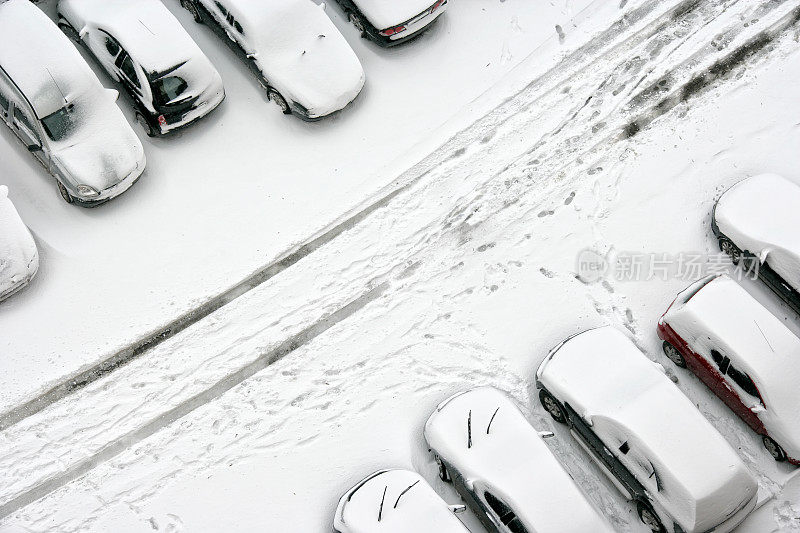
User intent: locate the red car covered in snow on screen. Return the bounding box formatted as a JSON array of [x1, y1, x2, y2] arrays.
[[659, 274, 800, 465]]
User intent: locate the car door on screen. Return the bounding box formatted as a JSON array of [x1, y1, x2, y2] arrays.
[[84, 29, 123, 78], [709, 350, 767, 432], [10, 102, 49, 169]]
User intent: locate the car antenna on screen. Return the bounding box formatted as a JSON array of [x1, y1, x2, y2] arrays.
[[754, 320, 775, 352], [394, 480, 420, 509], [377, 485, 387, 522], [139, 20, 155, 35], [467, 410, 472, 449], [45, 68, 68, 106], [486, 407, 500, 434]]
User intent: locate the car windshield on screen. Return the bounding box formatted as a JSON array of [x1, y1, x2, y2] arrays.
[[150, 75, 188, 108], [40, 103, 79, 142]]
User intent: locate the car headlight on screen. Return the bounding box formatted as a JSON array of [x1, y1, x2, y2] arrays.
[[76, 185, 100, 198]]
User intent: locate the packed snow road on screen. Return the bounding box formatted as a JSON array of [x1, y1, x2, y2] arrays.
[[2, 0, 800, 531]]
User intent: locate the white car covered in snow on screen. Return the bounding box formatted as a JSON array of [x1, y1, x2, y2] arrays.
[[659, 274, 800, 465], [0, 186, 38, 302], [334, 469, 469, 533], [181, 0, 365, 120], [57, 0, 225, 137], [424, 387, 614, 533], [334, 0, 448, 46], [713, 173, 800, 316], [0, 0, 145, 206], [536, 326, 758, 533]]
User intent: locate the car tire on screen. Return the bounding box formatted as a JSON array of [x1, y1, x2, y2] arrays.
[[637, 502, 665, 533], [181, 0, 203, 23], [58, 21, 80, 43], [763, 436, 787, 462], [719, 237, 741, 265], [348, 12, 367, 38], [268, 89, 291, 115], [57, 181, 74, 204], [435, 456, 450, 483], [662, 341, 686, 368], [539, 389, 567, 424], [136, 113, 156, 137]]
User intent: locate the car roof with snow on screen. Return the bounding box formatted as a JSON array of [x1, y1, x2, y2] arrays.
[[537, 326, 757, 532], [663, 275, 800, 423], [211, 0, 363, 115], [715, 174, 800, 286], [355, 0, 439, 31], [424, 387, 613, 533], [0, 0, 99, 118], [59, 0, 209, 75], [334, 470, 469, 533]]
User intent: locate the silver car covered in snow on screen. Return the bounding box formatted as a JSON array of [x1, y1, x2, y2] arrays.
[[0, 186, 38, 302], [0, 0, 145, 206]]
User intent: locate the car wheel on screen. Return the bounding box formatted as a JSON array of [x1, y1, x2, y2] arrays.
[[763, 436, 787, 462], [181, 0, 203, 23], [58, 21, 80, 43], [57, 181, 74, 204], [136, 113, 156, 137], [662, 341, 686, 368], [539, 389, 567, 424], [348, 12, 367, 37], [435, 456, 450, 483], [268, 89, 291, 115], [637, 502, 665, 533], [719, 238, 741, 265]]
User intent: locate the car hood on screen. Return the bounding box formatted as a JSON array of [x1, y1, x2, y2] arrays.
[[52, 104, 144, 191]]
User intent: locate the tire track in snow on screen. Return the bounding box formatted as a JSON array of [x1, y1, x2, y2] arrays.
[[0, 0, 688, 430], [2, 0, 797, 521]]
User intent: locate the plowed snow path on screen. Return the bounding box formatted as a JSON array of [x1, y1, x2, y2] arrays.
[[2, 0, 800, 530]]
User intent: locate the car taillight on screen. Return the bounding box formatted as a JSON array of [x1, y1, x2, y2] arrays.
[[380, 24, 406, 37], [431, 0, 444, 10], [158, 115, 168, 126]]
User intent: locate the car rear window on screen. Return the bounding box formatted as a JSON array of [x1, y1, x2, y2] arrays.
[[150, 76, 188, 107]]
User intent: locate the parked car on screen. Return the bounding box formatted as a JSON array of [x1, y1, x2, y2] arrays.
[[713, 174, 800, 315], [334, 469, 469, 533], [424, 387, 614, 533], [0, 0, 145, 206], [536, 326, 758, 533], [180, 0, 365, 120], [334, 0, 448, 46], [57, 0, 225, 137], [659, 274, 800, 465], [0, 186, 38, 302]]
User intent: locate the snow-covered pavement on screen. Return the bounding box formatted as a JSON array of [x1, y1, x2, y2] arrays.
[[2, 0, 800, 531], [0, 0, 603, 413]]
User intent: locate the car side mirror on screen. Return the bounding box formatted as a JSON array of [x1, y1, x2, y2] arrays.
[[759, 248, 770, 263], [319, 1, 326, 9], [538, 431, 555, 439], [448, 504, 467, 514], [79, 26, 89, 39], [27, 143, 42, 152], [107, 88, 120, 102]]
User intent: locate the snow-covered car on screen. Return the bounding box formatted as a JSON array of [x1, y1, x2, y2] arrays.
[[180, 0, 365, 120], [57, 0, 225, 137], [0, 0, 145, 206], [0, 186, 39, 302], [334, 469, 469, 533], [424, 387, 614, 533], [713, 173, 800, 315], [536, 326, 758, 533], [334, 0, 448, 46], [659, 274, 800, 465]]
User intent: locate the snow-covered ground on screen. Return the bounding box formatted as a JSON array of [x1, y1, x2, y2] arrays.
[[0, 0, 603, 413], [2, 0, 800, 531]]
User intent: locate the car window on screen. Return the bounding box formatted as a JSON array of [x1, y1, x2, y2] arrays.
[[14, 106, 37, 134], [120, 55, 141, 88], [105, 36, 121, 57], [484, 492, 528, 533], [0, 90, 8, 113], [233, 19, 244, 34], [214, 1, 228, 16], [727, 364, 761, 399]]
